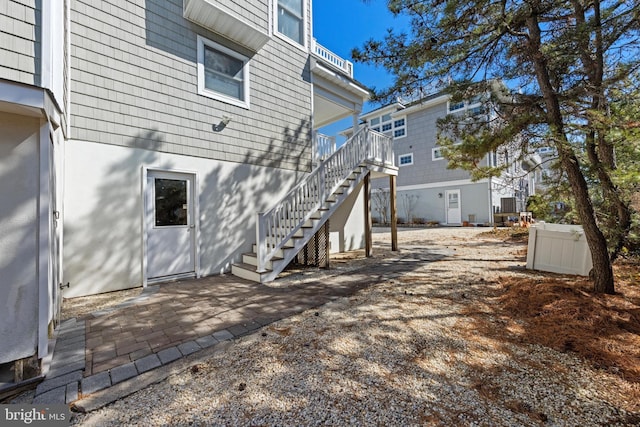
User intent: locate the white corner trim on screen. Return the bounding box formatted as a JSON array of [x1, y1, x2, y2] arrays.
[[37, 123, 52, 360]]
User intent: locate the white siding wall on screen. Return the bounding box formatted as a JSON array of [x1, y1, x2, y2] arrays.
[[329, 181, 366, 253], [63, 140, 302, 297], [0, 112, 40, 363]]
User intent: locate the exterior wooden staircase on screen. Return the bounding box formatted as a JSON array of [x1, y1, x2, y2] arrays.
[[231, 127, 394, 283]]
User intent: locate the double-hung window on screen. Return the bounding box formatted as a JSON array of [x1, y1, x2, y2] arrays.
[[277, 0, 304, 46], [380, 113, 392, 132], [197, 36, 250, 108], [393, 118, 406, 138], [370, 117, 380, 132], [399, 153, 413, 166]]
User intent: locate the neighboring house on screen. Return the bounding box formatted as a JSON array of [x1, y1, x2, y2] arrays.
[[0, 0, 396, 386], [535, 146, 558, 188], [364, 91, 539, 225]]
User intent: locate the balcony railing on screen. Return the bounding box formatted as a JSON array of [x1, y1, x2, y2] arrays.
[[313, 132, 337, 166], [311, 39, 353, 78]]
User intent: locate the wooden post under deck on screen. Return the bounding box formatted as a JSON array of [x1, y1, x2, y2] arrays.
[[390, 175, 398, 251], [364, 173, 372, 257]]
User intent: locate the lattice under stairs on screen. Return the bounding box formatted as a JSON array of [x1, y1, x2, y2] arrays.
[[231, 127, 393, 283]]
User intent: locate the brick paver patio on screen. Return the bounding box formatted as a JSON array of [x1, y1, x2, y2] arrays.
[[33, 260, 399, 405], [82, 274, 368, 376]]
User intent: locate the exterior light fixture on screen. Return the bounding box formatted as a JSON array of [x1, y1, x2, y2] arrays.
[[213, 116, 232, 132]]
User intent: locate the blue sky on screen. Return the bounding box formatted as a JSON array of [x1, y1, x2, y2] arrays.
[[312, 0, 410, 136]]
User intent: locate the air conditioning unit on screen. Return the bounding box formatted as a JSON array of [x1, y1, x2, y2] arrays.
[[501, 197, 517, 213]]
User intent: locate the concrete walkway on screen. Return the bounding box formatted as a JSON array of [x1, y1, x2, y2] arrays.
[[32, 270, 383, 410]]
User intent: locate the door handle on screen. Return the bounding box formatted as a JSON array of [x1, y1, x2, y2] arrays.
[[189, 225, 195, 229]]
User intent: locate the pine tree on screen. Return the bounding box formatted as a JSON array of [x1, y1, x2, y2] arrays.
[[353, 0, 640, 293]]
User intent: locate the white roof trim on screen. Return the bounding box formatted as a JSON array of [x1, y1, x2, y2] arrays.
[[360, 103, 405, 121], [184, 0, 270, 52], [399, 94, 450, 115], [312, 61, 370, 100]]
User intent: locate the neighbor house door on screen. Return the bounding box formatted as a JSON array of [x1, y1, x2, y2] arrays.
[[146, 170, 196, 281], [445, 189, 462, 225]]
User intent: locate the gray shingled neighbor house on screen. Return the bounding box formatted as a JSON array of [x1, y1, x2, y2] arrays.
[[0, 0, 397, 387], [362, 92, 540, 226]]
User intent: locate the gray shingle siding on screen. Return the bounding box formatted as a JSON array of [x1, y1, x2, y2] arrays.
[[223, 0, 269, 34], [70, 0, 312, 172], [0, 0, 39, 85], [392, 101, 471, 187]]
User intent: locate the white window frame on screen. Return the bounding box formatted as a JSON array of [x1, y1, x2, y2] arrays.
[[432, 147, 445, 161], [399, 153, 413, 166], [273, 0, 307, 50], [197, 35, 250, 109]]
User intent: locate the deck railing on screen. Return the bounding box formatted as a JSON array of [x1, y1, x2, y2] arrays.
[[311, 39, 353, 78], [255, 127, 392, 273]]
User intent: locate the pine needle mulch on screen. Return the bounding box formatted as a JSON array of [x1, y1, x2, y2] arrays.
[[472, 228, 640, 412], [497, 263, 640, 383]]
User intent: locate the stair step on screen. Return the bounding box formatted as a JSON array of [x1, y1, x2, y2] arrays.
[[231, 263, 270, 283], [252, 244, 293, 257], [242, 252, 284, 269]]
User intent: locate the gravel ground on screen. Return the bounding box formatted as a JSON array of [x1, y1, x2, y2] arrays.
[[71, 227, 638, 426], [62, 287, 143, 321]]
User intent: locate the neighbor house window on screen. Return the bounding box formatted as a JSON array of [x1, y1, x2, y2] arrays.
[[367, 113, 406, 139], [448, 101, 465, 112], [370, 117, 380, 132], [277, 0, 304, 46], [380, 113, 392, 132], [197, 36, 250, 108], [448, 95, 486, 115], [432, 147, 444, 161], [399, 153, 413, 166], [393, 118, 406, 138]]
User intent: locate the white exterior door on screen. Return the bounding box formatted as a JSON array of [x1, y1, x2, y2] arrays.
[[146, 171, 196, 280], [446, 189, 462, 225]]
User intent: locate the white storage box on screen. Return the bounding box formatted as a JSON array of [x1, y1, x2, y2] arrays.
[[526, 223, 593, 276]]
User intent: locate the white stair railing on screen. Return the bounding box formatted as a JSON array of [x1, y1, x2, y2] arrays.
[[255, 127, 392, 273]]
